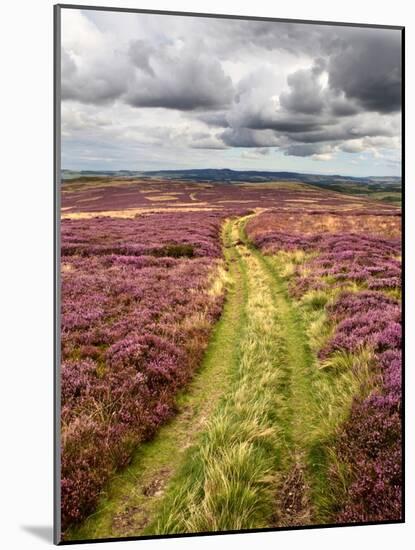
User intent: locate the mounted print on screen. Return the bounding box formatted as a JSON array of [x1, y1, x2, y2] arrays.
[[54, 4, 404, 544]]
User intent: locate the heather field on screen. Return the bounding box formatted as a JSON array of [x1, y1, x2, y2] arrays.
[[61, 178, 402, 540]]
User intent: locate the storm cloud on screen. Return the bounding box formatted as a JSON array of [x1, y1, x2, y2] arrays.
[[328, 29, 402, 113], [60, 9, 402, 174], [126, 43, 234, 110]]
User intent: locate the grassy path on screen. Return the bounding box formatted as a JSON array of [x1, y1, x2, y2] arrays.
[[68, 214, 352, 541], [237, 216, 318, 526], [146, 217, 320, 534]]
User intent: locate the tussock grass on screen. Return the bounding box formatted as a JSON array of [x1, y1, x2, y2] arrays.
[[207, 260, 232, 297], [301, 289, 330, 311], [148, 222, 290, 534], [260, 236, 380, 524], [308, 348, 376, 441], [304, 348, 378, 521], [307, 310, 333, 353], [384, 287, 402, 301], [268, 249, 310, 278]]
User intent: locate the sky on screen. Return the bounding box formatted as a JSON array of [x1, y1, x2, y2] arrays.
[[60, 9, 402, 176]]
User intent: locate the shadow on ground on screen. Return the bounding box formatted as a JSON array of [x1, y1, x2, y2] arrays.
[[21, 525, 53, 543]]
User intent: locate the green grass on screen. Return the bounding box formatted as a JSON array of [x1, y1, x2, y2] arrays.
[[148, 220, 292, 534], [367, 191, 402, 204]]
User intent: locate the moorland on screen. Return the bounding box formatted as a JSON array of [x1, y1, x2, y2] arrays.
[[60, 171, 402, 541]]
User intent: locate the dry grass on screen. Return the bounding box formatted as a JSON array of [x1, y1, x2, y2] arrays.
[[236, 181, 309, 190], [61, 209, 144, 219], [247, 210, 401, 239], [145, 195, 179, 202], [207, 260, 232, 298], [62, 179, 143, 193], [61, 263, 74, 273], [61, 206, 222, 219], [76, 196, 103, 203], [216, 200, 257, 204], [288, 199, 319, 204]]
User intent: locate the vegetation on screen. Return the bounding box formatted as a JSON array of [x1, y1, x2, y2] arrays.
[[245, 209, 402, 523], [61, 178, 402, 541]]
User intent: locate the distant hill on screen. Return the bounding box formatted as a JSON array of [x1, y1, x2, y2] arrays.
[[62, 168, 400, 185], [61, 168, 401, 203]]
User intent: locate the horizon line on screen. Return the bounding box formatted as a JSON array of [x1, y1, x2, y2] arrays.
[[61, 167, 402, 179]]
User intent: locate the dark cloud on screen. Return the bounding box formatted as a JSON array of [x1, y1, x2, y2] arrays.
[[283, 143, 331, 157], [61, 48, 127, 105], [220, 100, 399, 156], [125, 42, 234, 111], [196, 111, 230, 128], [217, 29, 401, 156], [129, 40, 156, 76], [330, 95, 360, 117], [278, 58, 366, 121], [226, 21, 402, 117], [247, 113, 331, 134], [291, 116, 398, 144], [221, 127, 282, 148], [328, 30, 401, 113], [279, 60, 326, 115], [197, 19, 343, 59]]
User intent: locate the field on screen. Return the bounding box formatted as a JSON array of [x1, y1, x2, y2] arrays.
[[60, 178, 402, 540]]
